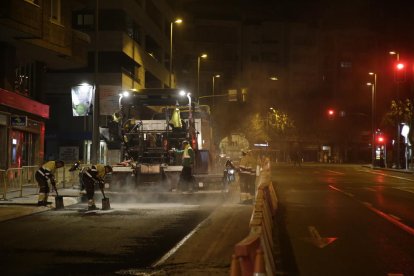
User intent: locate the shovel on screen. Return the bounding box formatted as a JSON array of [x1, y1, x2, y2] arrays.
[[99, 181, 110, 210], [52, 181, 64, 209]]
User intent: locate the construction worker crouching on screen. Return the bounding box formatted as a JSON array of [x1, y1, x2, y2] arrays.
[[81, 164, 113, 210], [35, 160, 65, 206]]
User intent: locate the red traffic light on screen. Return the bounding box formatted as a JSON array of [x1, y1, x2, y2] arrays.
[[376, 135, 385, 144], [396, 63, 405, 70], [394, 62, 406, 82], [328, 109, 335, 116]]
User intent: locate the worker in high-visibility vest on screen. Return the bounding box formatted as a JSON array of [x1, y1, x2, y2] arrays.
[[35, 160, 65, 206], [81, 164, 113, 210], [172, 140, 195, 192]]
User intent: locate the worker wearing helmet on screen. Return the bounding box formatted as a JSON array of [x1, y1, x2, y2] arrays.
[[35, 160, 65, 206], [81, 164, 113, 210]]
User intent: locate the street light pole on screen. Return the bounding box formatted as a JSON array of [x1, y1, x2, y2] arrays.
[[197, 53, 207, 98], [390, 50, 401, 168], [212, 74, 220, 110], [91, 0, 100, 164], [368, 73, 376, 168], [169, 18, 182, 88]]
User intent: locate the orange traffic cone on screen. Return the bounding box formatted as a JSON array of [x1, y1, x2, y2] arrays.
[[230, 254, 241, 276], [253, 249, 266, 276]]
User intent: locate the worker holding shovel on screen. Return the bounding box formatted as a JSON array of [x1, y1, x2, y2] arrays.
[[80, 164, 112, 210], [35, 160, 65, 206]]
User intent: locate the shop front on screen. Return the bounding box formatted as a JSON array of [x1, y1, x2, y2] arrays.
[[0, 88, 48, 169]]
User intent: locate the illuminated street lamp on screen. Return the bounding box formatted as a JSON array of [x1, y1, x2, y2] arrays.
[[367, 72, 376, 167], [212, 74, 220, 109], [389, 51, 400, 61], [169, 18, 183, 87], [197, 53, 207, 97]]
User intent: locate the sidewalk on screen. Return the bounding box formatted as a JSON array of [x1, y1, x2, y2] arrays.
[[0, 188, 81, 222]]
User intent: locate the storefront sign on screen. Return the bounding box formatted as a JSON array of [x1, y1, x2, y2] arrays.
[[59, 146, 79, 161], [11, 115, 27, 127]]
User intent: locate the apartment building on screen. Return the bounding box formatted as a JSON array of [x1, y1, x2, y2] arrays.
[[0, 0, 89, 169]]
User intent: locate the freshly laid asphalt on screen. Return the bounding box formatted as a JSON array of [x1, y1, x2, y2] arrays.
[[0, 185, 254, 276]]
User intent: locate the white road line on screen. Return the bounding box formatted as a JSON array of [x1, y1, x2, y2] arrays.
[[328, 185, 354, 197], [357, 170, 414, 182], [389, 214, 402, 221], [151, 214, 209, 267], [325, 170, 345, 175], [393, 187, 414, 194]]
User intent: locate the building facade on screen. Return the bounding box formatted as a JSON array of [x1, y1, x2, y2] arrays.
[[44, 0, 176, 163], [0, 0, 89, 169]]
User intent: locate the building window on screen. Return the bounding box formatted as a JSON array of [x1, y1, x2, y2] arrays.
[[73, 11, 94, 31], [50, 0, 61, 23]]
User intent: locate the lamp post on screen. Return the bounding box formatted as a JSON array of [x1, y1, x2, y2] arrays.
[[169, 18, 182, 88], [197, 53, 207, 97], [212, 74, 220, 109], [390, 50, 402, 168], [367, 72, 377, 167], [179, 90, 193, 142], [91, 0, 100, 164], [389, 51, 400, 61]]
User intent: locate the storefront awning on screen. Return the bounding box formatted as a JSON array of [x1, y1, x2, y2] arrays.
[[0, 88, 49, 119]]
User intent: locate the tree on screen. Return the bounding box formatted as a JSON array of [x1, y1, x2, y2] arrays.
[[237, 110, 295, 143], [382, 99, 413, 130]]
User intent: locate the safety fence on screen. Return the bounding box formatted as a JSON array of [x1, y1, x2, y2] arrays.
[[230, 158, 278, 276], [0, 164, 90, 200]]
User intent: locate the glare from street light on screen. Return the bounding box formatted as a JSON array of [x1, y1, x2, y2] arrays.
[[200, 53, 207, 59], [175, 18, 183, 24], [366, 82, 373, 86], [269, 76, 278, 81], [215, 74, 220, 78], [368, 72, 375, 75]]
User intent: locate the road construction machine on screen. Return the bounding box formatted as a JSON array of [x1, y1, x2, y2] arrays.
[[105, 88, 213, 189]]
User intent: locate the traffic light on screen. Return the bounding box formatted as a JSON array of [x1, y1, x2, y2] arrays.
[[394, 62, 406, 83], [327, 109, 335, 120], [376, 134, 386, 144]]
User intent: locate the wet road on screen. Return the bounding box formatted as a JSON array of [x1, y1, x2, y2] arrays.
[[274, 163, 414, 276], [0, 191, 224, 275]]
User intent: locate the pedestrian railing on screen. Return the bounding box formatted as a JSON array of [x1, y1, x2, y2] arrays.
[[0, 169, 6, 200], [1, 163, 91, 200]]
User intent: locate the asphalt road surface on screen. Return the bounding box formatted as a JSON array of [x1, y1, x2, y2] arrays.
[[274, 163, 414, 276], [0, 190, 225, 275]]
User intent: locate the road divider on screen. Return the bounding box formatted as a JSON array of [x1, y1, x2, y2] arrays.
[[230, 158, 278, 276]]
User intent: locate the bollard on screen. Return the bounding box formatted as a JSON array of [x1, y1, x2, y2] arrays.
[[253, 249, 266, 276]]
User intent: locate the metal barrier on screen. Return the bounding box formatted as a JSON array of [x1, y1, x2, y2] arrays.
[[0, 169, 5, 199], [1, 163, 91, 200]]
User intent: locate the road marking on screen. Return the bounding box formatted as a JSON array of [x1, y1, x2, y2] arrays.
[[325, 170, 345, 175], [152, 215, 209, 267], [303, 226, 337, 248], [328, 185, 354, 197], [357, 170, 414, 182], [363, 203, 414, 236], [389, 214, 402, 221], [393, 187, 414, 194]]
